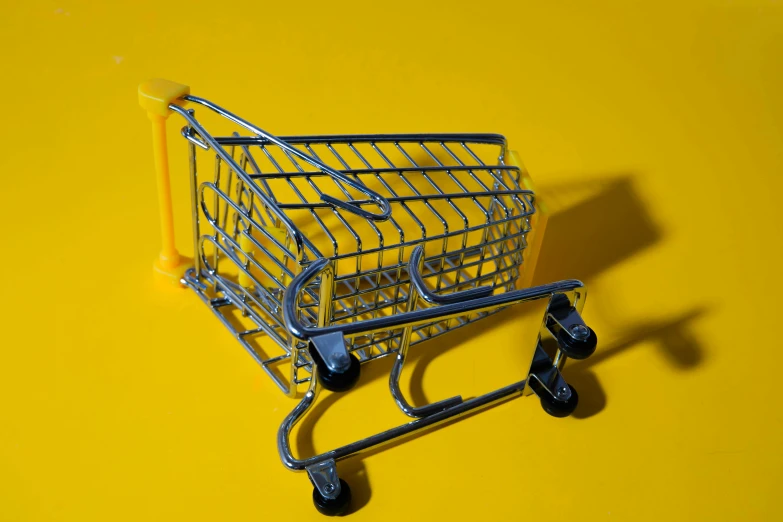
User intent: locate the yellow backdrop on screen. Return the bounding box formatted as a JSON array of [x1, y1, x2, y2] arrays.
[[3, 1, 782, 520]]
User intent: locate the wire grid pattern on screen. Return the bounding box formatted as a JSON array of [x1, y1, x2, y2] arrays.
[[191, 131, 535, 389]]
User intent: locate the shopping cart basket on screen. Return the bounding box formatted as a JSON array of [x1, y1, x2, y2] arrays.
[[139, 79, 598, 515]]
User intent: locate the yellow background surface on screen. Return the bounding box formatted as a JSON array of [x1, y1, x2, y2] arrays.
[[3, 1, 783, 520]]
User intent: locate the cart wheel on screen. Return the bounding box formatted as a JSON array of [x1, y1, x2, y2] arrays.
[[557, 325, 598, 360], [317, 354, 361, 392], [540, 384, 579, 418], [312, 478, 352, 516]]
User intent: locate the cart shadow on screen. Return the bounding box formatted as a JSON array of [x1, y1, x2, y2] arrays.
[[530, 175, 661, 285], [563, 306, 708, 419]]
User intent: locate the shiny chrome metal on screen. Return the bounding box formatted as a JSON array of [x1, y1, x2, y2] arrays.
[[569, 324, 590, 341], [161, 89, 597, 504], [283, 256, 584, 343], [310, 332, 351, 373], [526, 342, 572, 401], [547, 302, 589, 341], [316, 260, 335, 331], [544, 296, 589, 369], [174, 99, 534, 381], [215, 133, 509, 147], [389, 246, 463, 417], [277, 364, 527, 471], [182, 95, 393, 222], [306, 459, 341, 500], [390, 353, 464, 418], [188, 140, 201, 279], [408, 245, 493, 305], [522, 288, 588, 394], [181, 124, 209, 150]]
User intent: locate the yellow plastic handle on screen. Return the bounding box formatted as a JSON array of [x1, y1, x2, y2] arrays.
[[138, 79, 190, 118], [139, 79, 192, 284]]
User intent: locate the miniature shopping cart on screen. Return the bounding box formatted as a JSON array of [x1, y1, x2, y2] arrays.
[[139, 79, 598, 515]]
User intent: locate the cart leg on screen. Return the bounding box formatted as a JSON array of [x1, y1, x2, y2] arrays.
[[309, 332, 361, 393], [526, 341, 580, 417], [545, 294, 598, 362], [307, 459, 352, 516], [524, 291, 597, 417], [521, 290, 593, 385], [389, 268, 462, 418], [278, 371, 353, 516], [278, 366, 525, 515]]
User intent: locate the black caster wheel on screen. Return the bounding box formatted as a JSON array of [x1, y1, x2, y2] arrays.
[[313, 478, 352, 516], [313, 352, 361, 392], [540, 384, 579, 418], [557, 325, 597, 360]]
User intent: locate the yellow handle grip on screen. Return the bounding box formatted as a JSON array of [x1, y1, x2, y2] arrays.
[[139, 79, 192, 284]]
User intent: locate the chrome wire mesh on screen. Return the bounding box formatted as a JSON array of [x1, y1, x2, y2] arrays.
[[185, 112, 535, 392]]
